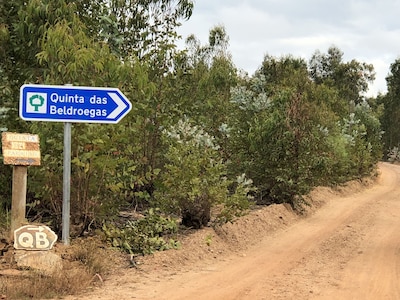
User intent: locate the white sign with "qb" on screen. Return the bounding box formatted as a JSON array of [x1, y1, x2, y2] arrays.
[[14, 225, 58, 250]]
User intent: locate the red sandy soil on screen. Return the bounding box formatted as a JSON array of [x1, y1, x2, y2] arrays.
[[63, 162, 400, 299]]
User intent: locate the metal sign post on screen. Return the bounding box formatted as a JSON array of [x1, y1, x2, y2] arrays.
[[62, 122, 71, 244]]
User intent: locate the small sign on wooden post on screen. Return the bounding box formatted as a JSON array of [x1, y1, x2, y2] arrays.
[[1, 132, 41, 240], [2, 132, 41, 166]]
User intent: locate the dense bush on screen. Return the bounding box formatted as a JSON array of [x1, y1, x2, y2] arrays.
[[154, 119, 254, 228], [102, 208, 180, 255], [0, 1, 384, 258], [228, 62, 381, 207]]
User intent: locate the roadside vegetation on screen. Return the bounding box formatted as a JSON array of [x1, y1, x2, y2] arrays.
[[0, 237, 123, 299], [1, 0, 399, 298]]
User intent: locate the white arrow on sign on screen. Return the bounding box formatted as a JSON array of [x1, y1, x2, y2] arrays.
[[107, 92, 128, 119], [27, 225, 44, 232]]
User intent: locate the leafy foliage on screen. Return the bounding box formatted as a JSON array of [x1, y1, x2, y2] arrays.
[[0, 0, 385, 261], [309, 46, 375, 108], [228, 55, 381, 207], [154, 119, 253, 228], [102, 209, 180, 255], [380, 58, 400, 155]]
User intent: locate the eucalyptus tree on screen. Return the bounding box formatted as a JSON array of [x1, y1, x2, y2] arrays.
[[309, 46, 375, 116], [95, 1, 196, 184], [228, 55, 326, 206], [380, 58, 400, 156], [91, 0, 194, 58], [228, 52, 381, 207], [257, 54, 309, 93], [0, 0, 81, 215], [0, 0, 78, 131], [0, 0, 196, 230], [156, 25, 238, 167]]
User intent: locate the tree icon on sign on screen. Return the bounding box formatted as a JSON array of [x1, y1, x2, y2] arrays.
[[29, 94, 45, 112]]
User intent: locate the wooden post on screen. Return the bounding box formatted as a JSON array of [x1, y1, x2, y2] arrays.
[[2, 132, 40, 241], [10, 165, 27, 240]]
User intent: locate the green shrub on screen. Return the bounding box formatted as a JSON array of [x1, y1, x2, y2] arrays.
[[102, 208, 180, 255], [154, 119, 254, 228]]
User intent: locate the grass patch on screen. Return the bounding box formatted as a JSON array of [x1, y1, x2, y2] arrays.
[[1, 267, 93, 299], [0, 236, 125, 299]]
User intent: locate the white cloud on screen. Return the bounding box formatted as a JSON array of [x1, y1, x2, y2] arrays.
[[178, 0, 400, 96], [368, 58, 390, 95]]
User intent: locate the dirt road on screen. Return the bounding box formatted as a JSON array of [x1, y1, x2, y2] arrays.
[[70, 162, 400, 299]]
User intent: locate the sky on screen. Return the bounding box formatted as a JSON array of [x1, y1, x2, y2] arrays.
[[177, 0, 400, 97]]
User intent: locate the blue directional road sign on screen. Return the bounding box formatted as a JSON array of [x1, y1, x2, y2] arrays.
[[20, 84, 132, 124]]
